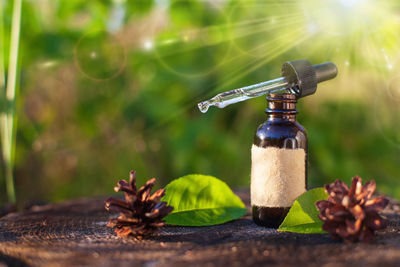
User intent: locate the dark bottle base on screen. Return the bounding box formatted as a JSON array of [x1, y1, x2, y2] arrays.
[[252, 206, 291, 228]]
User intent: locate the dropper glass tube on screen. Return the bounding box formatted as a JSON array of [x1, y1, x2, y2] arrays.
[[198, 77, 297, 113], [197, 60, 338, 113]]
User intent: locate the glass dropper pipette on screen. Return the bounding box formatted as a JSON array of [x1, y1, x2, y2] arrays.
[[198, 77, 292, 113], [198, 60, 338, 113]]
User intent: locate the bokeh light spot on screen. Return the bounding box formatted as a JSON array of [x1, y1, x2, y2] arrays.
[[154, 1, 230, 76], [143, 39, 154, 51], [74, 31, 126, 81]]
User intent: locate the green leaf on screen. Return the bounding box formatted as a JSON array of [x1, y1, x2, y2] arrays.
[[161, 174, 247, 226], [278, 187, 328, 234]]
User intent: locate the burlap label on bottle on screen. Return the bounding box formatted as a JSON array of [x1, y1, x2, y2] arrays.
[[251, 145, 306, 207]]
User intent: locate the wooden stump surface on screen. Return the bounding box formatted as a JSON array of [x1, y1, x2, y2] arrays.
[[1, 189, 400, 267]]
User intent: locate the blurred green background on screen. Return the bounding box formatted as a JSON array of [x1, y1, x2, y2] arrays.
[[1, 0, 400, 205]]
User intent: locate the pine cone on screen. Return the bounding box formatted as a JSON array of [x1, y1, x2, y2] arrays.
[[105, 171, 173, 239], [316, 176, 389, 243]]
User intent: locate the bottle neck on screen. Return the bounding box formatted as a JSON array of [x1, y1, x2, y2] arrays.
[[265, 94, 297, 122]]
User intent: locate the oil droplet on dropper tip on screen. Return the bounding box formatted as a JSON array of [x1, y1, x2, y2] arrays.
[[198, 102, 209, 113]]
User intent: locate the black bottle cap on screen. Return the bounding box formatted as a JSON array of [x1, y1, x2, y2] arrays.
[[281, 59, 338, 98], [313, 62, 338, 83]]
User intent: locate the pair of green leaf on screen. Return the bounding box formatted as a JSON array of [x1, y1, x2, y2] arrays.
[[161, 174, 328, 234]]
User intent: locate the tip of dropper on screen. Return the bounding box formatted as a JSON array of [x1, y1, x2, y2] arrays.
[[198, 101, 209, 113]]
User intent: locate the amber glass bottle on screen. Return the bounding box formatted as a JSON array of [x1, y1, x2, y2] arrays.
[[251, 93, 308, 228]]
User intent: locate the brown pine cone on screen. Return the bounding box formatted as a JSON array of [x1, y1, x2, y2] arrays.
[[316, 176, 389, 243], [105, 171, 173, 239]]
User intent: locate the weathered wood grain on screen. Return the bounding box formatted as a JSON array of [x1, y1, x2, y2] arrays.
[[0, 190, 399, 267]]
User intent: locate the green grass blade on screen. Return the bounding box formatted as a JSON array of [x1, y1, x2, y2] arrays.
[[0, 0, 7, 203], [0, 1, 4, 93], [1, 0, 22, 203]]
